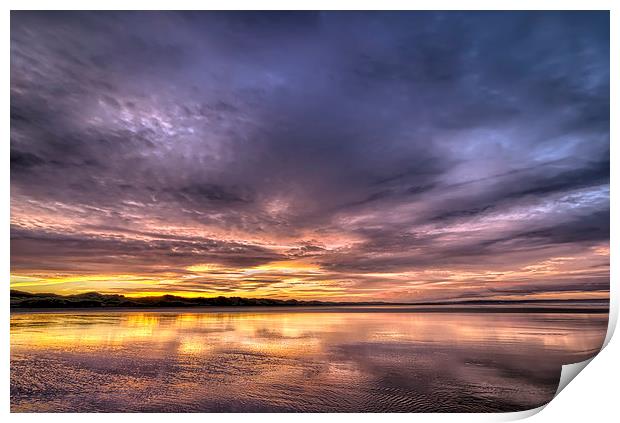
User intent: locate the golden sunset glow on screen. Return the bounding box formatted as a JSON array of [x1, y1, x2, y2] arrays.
[[10, 241, 610, 301]]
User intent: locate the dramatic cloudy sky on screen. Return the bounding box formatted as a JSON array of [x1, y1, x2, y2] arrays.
[[10, 11, 609, 301]]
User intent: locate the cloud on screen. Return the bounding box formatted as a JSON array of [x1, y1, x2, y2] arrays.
[[10, 11, 609, 301]]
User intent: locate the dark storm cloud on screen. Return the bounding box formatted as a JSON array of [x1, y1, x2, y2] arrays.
[[10, 11, 609, 299], [10, 226, 284, 273], [320, 207, 609, 275], [427, 157, 609, 224]]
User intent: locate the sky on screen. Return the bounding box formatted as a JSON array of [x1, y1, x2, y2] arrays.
[[10, 11, 609, 302]]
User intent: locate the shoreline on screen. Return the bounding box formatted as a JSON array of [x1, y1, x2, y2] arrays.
[[10, 304, 610, 315]]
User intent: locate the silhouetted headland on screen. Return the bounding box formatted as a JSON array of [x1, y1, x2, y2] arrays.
[[10, 290, 609, 313]]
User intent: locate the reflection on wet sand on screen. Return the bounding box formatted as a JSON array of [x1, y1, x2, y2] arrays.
[[11, 308, 607, 412]]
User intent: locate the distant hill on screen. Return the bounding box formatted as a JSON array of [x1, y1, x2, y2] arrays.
[[10, 290, 609, 312], [9, 290, 345, 308]]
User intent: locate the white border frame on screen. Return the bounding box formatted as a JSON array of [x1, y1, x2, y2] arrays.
[[3, 2, 617, 421]]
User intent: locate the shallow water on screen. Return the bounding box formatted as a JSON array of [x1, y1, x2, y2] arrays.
[[10, 308, 607, 412]]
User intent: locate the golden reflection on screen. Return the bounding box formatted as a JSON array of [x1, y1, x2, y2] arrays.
[[10, 309, 608, 412], [11, 310, 607, 358]]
